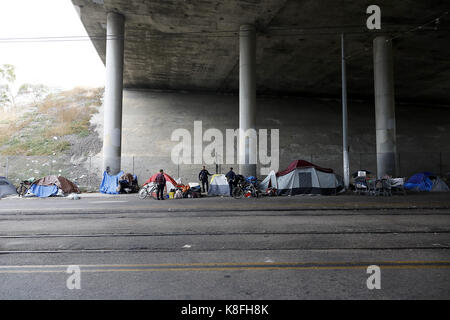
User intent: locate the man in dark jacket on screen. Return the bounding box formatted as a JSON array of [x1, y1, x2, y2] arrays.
[[198, 166, 212, 193], [155, 169, 166, 200], [225, 167, 236, 197]]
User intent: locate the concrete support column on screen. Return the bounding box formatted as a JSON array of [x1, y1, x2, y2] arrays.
[[239, 24, 257, 177], [103, 12, 125, 175], [373, 36, 397, 178]]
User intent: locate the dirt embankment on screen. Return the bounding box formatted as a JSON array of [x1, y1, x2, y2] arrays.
[[0, 87, 105, 191]]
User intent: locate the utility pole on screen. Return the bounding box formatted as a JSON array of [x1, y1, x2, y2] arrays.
[[341, 33, 350, 189]]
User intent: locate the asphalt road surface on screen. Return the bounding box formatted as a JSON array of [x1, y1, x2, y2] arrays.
[[0, 194, 449, 299]]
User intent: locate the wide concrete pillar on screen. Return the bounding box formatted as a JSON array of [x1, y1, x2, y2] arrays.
[[103, 12, 125, 174], [239, 24, 257, 177], [373, 36, 397, 178]]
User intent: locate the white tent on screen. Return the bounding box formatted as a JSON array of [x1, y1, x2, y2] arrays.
[[208, 174, 230, 196], [259, 160, 344, 196], [259, 170, 278, 190]]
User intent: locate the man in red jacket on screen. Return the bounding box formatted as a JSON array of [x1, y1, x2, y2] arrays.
[[155, 169, 166, 200]]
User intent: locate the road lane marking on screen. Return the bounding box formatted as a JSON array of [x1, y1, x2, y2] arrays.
[[1, 260, 450, 268], [0, 261, 449, 273], [89, 201, 129, 204], [1, 266, 450, 274]]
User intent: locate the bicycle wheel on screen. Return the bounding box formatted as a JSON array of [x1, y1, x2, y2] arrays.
[[232, 187, 244, 199], [16, 185, 27, 197], [138, 187, 148, 200], [150, 186, 159, 200]]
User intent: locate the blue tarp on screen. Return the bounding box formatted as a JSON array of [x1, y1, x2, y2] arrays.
[[29, 184, 58, 198], [246, 176, 258, 184], [404, 172, 433, 192], [100, 171, 124, 194]]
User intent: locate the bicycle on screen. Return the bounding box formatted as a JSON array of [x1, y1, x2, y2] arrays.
[[232, 185, 245, 199], [232, 178, 260, 199], [137, 184, 159, 200], [16, 180, 33, 197]]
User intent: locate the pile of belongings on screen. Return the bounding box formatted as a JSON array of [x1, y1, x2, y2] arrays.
[[0, 176, 17, 198], [29, 175, 80, 198], [259, 160, 344, 196], [404, 172, 449, 192], [177, 184, 201, 198], [100, 171, 139, 194], [118, 173, 139, 194], [351, 171, 407, 195], [188, 182, 202, 194], [246, 176, 258, 185], [351, 170, 374, 193]]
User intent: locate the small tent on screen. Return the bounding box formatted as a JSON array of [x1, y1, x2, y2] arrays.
[[144, 172, 180, 193], [0, 176, 17, 198], [262, 160, 344, 196], [404, 172, 449, 192], [30, 175, 80, 197], [431, 177, 450, 192], [208, 174, 230, 196], [259, 170, 278, 191]]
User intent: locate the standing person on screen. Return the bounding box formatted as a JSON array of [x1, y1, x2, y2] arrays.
[[198, 166, 212, 193], [155, 169, 166, 200], [225, 167, 236, 197]]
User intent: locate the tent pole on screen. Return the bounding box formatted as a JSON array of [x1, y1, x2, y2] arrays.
[[341, 33, 350, 189]]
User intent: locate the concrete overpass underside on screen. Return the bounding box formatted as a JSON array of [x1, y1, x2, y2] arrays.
[[74, 0, 450, 103], [71, 0, 450, 182]]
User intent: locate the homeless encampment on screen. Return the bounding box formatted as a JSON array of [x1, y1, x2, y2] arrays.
[[208, 174, 230, 196], [143, 172, 180, 194], [260, 160, 344, 196], [404, 172, 449, 192], [0, 176, 17, 198], [30, 175, 80, 198]]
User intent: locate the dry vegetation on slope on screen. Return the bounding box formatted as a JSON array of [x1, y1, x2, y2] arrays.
[[0, 87, 104, 156]]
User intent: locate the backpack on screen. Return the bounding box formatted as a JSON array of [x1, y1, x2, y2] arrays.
[[175, 190, 183, 199], [200, 170, 208, 181]]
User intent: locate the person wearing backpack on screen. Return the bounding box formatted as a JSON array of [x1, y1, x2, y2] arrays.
[[198, 166, 212, 193], [155, 169, 166, 200]]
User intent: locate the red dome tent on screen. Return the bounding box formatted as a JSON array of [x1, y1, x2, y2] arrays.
[[276, 160, 334, 176], [260, 160, 343, 195], [144, 172, 180, 193]]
